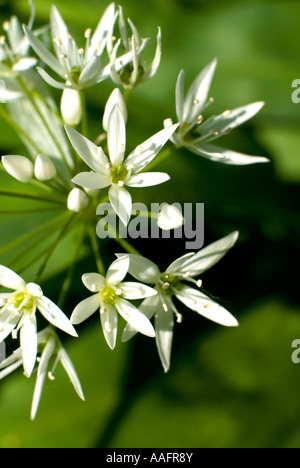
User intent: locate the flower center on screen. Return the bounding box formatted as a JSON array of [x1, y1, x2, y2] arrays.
[[156, 273, 181, 296], [14, 292, 34, 312], [71, 66, 81, 84], [110, 165, 128, 185], [101, 286, 118, 305]]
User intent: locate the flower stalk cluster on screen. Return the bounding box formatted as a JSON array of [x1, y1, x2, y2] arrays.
[[0, 1, 269, 419]]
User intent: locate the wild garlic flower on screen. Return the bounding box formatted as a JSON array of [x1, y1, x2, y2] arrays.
[[71, 255, 157, 350], [164, 59, 269, 165], [0, 0, 38, 78], [121, 231, 239, 372], [67, 98, 179, 226], [24, 3, 130, 90], [109, 5, 162, 89], [0, 327, 85, 420], [0, 265, 77, 377]]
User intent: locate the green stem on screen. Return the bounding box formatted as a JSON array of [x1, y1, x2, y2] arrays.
[[0, 211, 70, 257], [33, 213, 78, 283], [57, 223, 87, 308], [0, 190, 66, 205], [79, 90, 88, 138], [88, 224, 105, 275]]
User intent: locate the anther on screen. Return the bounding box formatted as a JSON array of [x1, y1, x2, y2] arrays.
[[84, 28, 92, 39], [105, 163, 112, 170], [222, 109, 231, 118], [193, 99, 199, 105], [209, 97, 214, 104], [196, 279, 202, 288], [12, 330, 17, 340], [183, 271, 191, 278], [115, 289, 122, 296], [2, 21, 10, 32], [209, 129, 219, 136], [135, 145, 142, 156], [163, 303, 168, 312], [53, 37, 63, 47], [48, 372, 56, 381], [126, 163, 135, 171], [162, 282, 170, 290], [203, 302, 211, 309], [196, 115, 204, 124], [176, 313, 183, 324], [100, 307, 107, 315], [78, 48, 84, 55]]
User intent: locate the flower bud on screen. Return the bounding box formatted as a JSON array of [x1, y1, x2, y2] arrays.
[[2, 155, 34, 183], [60, 89, 82, 126], [34, 155, 57, 181], [157, 204, 184, 230], [103, 88, 127, 131], [67, 188, 89, 212]]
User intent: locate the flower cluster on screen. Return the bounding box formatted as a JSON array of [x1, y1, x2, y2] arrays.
[[0, 1, 268, 419]]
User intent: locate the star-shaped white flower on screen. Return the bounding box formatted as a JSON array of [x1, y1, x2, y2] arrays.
[[165, 58, 269, 165], [66, 101, 179, 226], [0, 265, 77, 377], [109, 5, 162, 89], [0, 327, 85, 420], [71, 255, 157, 349], [23, 4, 131, 90], [120, 231, 239, 372]]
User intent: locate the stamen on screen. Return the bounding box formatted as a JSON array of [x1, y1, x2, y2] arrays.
[[209, 97, 214, 104], [183, 271, 191, 278], [105, 163, 112, 170], [53, 37, 63, 47], [84, 28, 92, 39], [222, 109, 231, 118], [0, 36, 6, 45], [115, 289, 122, 296], [163, 303, 168, 312], [209, 129, 219, 136], [78, 48, 84, 55], [193, 99, 199, 105], [0, 297, 8, 307], [48, 371, 56, 381], [196, 279, 202, 288], [135, 145, 143, 156], [196, 115, 204, 124], [126, 163, 135, 171], [2, 21, 10, 32], [162, 282, 170, 290], [176, 313, 183, 324], [202, 302, 211, 309], [12, 329, 17, 340]]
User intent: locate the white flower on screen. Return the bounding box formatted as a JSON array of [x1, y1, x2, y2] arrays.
[[71, 255, 157, 349], [2, 155, 34, 183], [66, 102, 179, 226], [0, 1, 39, 77], [24, 4, 131, 90], [60, 88, 82, 126], [34, 154, 57, 181], [165, 59, 269, 165], [0, 265, 78, 377], [0, 327, 85, 420], [121, 231, 239, 372], [109, 6, 162, 89], [67, 188, 89, 212], [157, 204, 185, 230]]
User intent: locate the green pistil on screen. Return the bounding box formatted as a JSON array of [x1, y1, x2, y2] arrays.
[[110, 165, 128, 185], [14, 292, 34, 311], [119, 63, 145, 87], [71, 66, 81, 85], [101, 286, 117, 305], [157, 273, 181, 296]]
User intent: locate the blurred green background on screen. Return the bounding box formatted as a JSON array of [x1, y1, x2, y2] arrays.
[[0, 0, 300, 448]]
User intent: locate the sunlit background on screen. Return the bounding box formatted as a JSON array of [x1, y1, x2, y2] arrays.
[[0, 0, 300, 448]]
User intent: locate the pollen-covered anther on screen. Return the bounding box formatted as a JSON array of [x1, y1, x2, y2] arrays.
[[0, 36, 6, 45], [48, 371, 56, 381], [202, 302, 211, 309], [60, 53, 68, 60], [53, 37, 63, 47], [163, 303, 168, 312], [222, 109, 231, 118], [115, 289, 122, 296], [209, 129, 219, 136], [193, 99, 199, 105], [183, 271, 191, 278], [2, 21, 10, 32], [78, 48, 84, 55], [84, 28, 92, 39], [196, 115, 204, 124], [209, 97, 215, 104], [196, 279, 203, 288], [12, 329, 18, 340], [162, 282, 170, 290], [126, 163, 135, 171], [176, 313, 183, 324]]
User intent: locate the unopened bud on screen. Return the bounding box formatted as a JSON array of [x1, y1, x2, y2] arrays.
[[34, 155, 57, 181], [67, 188, 89, 212], [60, 89, 82, 126]]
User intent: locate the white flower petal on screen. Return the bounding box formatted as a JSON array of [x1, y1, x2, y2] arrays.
[[173, 231, 239, 277], [115, 298, 155, 338], [99, 304, 118, 350], [175, 70, 185, 124], [183, 58, 217, 123], [155, 297, 174, 373], [107, 105, 126, 165], [36, 67, 66, 90], [82, 273, 106, 292], [20, 314, 37, 377], [106, 255, 130, 286], [71, 294, 100, 325], [13, 57, 38, 72], [121, 295, 158, 342], [58, 347, 85, 400], [79, 56, 101, 86], [50, 5, 69, 50], [157, 204, 184, 230], [65, 125, 109, 173], [72, 171, 110, 190], [0, 265, 26, 290], [37, 296, 78, 337], [175, 286, 239, 327], [0, 308, 19, 343], [125, 254, 160, 284], [189, 143, 269, 165], [103, 88, 128, 132], [119, 282, 157, 300], [126, 123, 179, 174], [109, 184, 132, 226], [2, 155, 34, 183], [142, 27, 162, 82], [127, 172, 170, 188]]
